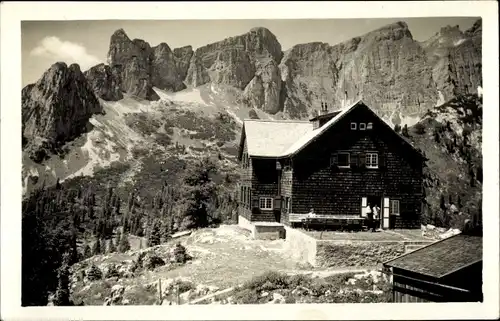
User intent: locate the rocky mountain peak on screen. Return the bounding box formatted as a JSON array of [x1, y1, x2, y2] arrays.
[[22, 62, 103, 162]]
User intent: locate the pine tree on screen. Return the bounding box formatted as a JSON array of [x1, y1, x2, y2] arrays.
[[83, 243, 92, 259], [108, 238, 117, 253], [402, 124, 409, 137], [448, 194, 453, 205], [440, 194, 446, 210], [457, 195, 463, 208], [91, 238, 101, 256], [118, 232, 131, 253], [53, 252, 71, 306], [147, 220, 161, 247]]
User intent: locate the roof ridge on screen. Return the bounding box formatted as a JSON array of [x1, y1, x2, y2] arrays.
[[243, 119, 311, 123]]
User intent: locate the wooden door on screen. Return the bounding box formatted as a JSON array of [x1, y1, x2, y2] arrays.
[[383, 197, 390, 229]]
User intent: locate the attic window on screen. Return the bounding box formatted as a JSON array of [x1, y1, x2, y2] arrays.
[[359, 123, 366, 130], [350, 122, 357, 130], [367, 122, 373, 130]]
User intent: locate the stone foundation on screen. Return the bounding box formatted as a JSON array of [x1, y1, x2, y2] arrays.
[[284, 227, 411, 268], [238, 215, 285, 240]]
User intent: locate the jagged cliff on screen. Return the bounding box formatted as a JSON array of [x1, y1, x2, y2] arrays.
[[22, 62, 103, 162], [85, 20, 480, 121]]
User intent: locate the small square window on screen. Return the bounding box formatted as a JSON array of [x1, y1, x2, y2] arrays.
[[259, 197, 273, 210], [337, 152, 350, 168], [367, 122, 373, 130], [350, 122, 357, 130], [359, 123, 366, 130]]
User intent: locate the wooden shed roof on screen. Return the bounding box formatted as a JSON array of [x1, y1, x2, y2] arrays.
[[383, 234, 482, 278]]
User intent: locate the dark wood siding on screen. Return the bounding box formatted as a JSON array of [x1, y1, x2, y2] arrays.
[[280, 160, 293, 224], [250, 158, 279, 222], [290, 104, 423, 228], [391, 265, 483, 303], [237, 139, 252, 221]]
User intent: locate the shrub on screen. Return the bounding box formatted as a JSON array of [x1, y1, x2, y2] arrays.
[[414, 122, 426, 135], [172, 243, 191, 264], [144, 254, 165, 271], [243, 271, 289, 292], [104, 263, 120, 279], [248, 109, 259, 119], [86, 264, 102, 281]]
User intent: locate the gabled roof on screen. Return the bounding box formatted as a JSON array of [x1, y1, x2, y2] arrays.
[[240, 99, 424, 159], [383, 234, 483, 278], [240, 120, 313, 158]]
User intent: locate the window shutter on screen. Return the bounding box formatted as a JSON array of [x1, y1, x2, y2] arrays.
[[330, 153, 338, 167], [274, 196, 282, 210], [379, 153, 385, 169], [252, 197, 259, 209], [359, 153, 366, 167], [350, 153, 358, 167]]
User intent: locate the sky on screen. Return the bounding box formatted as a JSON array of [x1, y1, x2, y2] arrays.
[[21, 17, 479, 87]]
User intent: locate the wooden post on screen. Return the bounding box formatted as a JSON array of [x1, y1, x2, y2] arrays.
[[158, 279, 162, 304]]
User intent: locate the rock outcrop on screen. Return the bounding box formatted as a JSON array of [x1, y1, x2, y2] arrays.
[[106, 29, 194, 100], [186, 27, 283, 112], [423, 20, 482, 101], [107, 29, 159, 100], [22, 62, 103, 162], [84, 63, 123, 101], [280, 22, 439, 119]]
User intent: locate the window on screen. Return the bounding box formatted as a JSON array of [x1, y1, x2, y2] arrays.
[[367, 122, 373, 130], [391, 200, 400, 216], [242, 152, 250, 169], [337, 152, 350, 168], [350, 122, 357, 130], [359, 123, 366, 130], [259, 197, 273, 210], [284, 196, 291, 213], [366, 152, 378, 169]]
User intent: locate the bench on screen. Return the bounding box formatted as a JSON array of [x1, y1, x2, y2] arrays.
[[289, 213, 367, 231]]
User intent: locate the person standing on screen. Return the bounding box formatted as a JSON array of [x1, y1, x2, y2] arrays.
[[372, 205, 380, 231], [366, 203, 373, 232]]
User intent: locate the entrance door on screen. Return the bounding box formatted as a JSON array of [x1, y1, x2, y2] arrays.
[[382, 197, 390, 229]]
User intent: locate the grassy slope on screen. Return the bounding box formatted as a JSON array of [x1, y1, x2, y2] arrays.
[[408, 94, 482, 227]]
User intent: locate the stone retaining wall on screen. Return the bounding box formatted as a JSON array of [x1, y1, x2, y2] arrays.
[[284, 227, 406, 268], [284, 227, 318, 266], [315, 241, 406, 268]]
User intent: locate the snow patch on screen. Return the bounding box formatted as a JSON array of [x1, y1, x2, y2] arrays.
[[453, 39, 466, 46], [436, 91, 446, 107], [477, 86, 483, 97]]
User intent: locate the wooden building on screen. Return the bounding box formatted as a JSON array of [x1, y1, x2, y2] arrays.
[[383, 233, 483, 302], [237, 99, 425, 229]]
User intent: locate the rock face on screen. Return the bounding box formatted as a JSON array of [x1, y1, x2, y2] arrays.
[[22, 62, 103, 161], [280, 22, 440, 119], [105, 29, 194, 100], [84, 63, 123, 101], [186, 27, 283, 113], [422, 20, 482, 102]]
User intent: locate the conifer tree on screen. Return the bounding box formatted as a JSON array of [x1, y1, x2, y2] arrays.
[[83, 243, 92, 259], [108, 238, 117, 253], [118, 232, 131, 253], [53, 253, 71, 306], [147, 220, 161, 247], [402, 124, 409, 137], [440, 194, 446, 211], [91, 238, 101, 256]]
